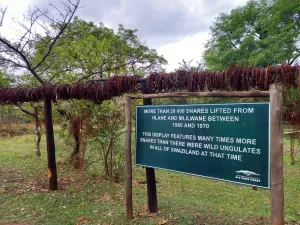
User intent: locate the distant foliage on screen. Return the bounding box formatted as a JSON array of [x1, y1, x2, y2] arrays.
[[204, 0, 300, 70]]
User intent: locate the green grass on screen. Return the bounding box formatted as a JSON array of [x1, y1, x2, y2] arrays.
[[0, 133, 300, 225]]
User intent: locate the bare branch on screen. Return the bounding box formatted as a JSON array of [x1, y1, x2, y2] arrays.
[[32, 0, 80, 71], [15, 104, 35, 117], [48, 67, 72, 83], [0, 0, 80, 85], [0, 5, 7, 26], [0, 38, 45, 84], [0, 57, 28, 69], [289, 55, 300, 65], [76, 59, 141, 82]]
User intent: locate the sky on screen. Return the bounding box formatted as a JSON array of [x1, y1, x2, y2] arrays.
[[0, 0, 248, 71]]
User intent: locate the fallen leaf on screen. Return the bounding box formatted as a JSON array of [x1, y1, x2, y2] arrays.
[[160, 219, 168, 224], [195, 212, 203, 217], [76, 216, 86, 221]]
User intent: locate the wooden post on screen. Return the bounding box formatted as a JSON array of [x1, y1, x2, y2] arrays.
[[141, 81, 158, 213], [270, 84, 284, 225], [44, 96, 58, 191], [124, 96, 133, 218]]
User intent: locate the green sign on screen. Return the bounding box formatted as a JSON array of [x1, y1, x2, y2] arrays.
[[136, 103, 270, 189]]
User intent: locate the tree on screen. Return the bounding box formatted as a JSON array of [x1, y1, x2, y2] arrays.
[[86, 99, 125, 179], [0, 1, 166, 181], [203, 0, 300, 70], [0, 69, 13, 87], [0, 1, 80, 84], [31, 17, 167, 83], [0, 0, 81, 191], [176, 59, 205, 72], [36, 18, 167, 171]]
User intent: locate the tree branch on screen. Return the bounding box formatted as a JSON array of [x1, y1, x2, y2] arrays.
[[0, 57, 28, 69], [0, 0, 81, 86], [0, 5, 7, 26], [76, 62, 130, 82], [32, 0, 80, 71], [15, 104, 35, 117], [48, 67, 72, 83], [0, 38, 45, 84], [289, 56, 300, 65]]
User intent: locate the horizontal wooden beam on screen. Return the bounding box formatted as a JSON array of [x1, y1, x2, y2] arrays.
[[283, 130, 300, 135], [129, 91, 270, 99]]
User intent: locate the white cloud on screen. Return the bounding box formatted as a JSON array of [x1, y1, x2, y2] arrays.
[[1, 0, 249, 72], [0, 0, 34, 38], [157, 31, 210, 71], [157, 0, 249, 71]]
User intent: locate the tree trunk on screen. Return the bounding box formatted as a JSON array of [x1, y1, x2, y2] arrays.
[[78, 119, 87, 170], [34, 103, 41, 157], [290, 134, 296, 166], [104, 132, 114, 178], [110, 143, 113, 181], [104, 147, 110, 176], [69, 116, 81, 169]]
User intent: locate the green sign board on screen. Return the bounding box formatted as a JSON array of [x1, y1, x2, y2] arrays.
[[136, 103, 270, 189]]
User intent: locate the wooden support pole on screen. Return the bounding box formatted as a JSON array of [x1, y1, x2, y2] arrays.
[[270, 84, 284, 225], [124, 96, 133, 219], [141, 81, 158, 213], [44, 96, 58, 191], [145, 167, 157, 213]]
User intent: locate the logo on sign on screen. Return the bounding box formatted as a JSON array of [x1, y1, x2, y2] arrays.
[[235, 170, 261, 183]]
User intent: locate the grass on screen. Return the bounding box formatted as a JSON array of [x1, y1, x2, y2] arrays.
[[0, 132, 300, 225]]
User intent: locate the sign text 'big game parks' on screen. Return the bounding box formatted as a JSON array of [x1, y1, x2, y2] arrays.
[[136, 103, 270, 188]]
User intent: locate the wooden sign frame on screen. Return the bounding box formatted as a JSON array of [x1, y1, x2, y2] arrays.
[[124, 84, 284, 225]]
